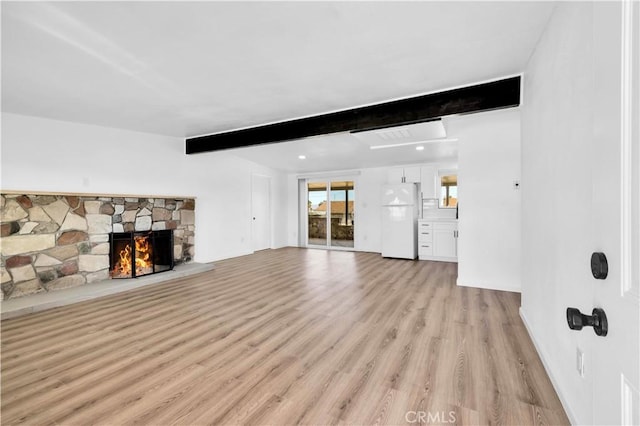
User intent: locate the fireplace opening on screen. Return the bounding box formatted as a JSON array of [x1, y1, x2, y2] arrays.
[[109, 230, 174, 278]]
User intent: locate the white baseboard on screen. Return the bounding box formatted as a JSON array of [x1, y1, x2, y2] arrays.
[[519, 308, 578, 425], [456, 278, 521, 293]]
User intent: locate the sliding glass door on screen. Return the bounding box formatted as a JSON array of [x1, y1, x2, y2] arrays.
[[307, 180, 355, 249], [329, 181, 354, 247]]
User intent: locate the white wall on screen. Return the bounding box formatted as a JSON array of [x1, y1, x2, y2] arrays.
[[520, 3, 594, 424], [353, 167, 388, 252], [268, 172, 289, 250], [286, 175, 300, 247], [454, 109, 522, 292], [1, 113, 289, 263]]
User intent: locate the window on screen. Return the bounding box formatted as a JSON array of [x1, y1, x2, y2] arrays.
[[439, 173, 457, 208]]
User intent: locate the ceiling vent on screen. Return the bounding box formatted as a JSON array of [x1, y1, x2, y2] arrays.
[[375, 128, 412, 140], [351, 119, 447, 147]]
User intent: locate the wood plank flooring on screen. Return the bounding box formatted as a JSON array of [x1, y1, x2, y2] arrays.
[[1, 248, 569, 425]]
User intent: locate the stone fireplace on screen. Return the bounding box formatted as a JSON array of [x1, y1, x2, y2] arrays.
[[1, 192, 195, 299]]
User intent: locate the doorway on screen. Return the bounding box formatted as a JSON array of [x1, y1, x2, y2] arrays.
[[251, 174, 271, 252], [306, 179, 355, 249]]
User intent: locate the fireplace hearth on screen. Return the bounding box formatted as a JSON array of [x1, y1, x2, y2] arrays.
[[109, 230, 174, 278]]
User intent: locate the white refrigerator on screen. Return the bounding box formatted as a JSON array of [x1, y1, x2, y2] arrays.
[[381, 183, 418, 259]]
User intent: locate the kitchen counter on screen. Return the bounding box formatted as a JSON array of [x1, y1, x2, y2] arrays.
[[419, 217, 458, 222]]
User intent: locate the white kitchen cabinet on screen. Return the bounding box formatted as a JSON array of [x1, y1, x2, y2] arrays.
[[433, 222, 457, 258], [420, 166, 438, 199], [418, 220, 457, 262], [388, 166, 421, 184], [417, 221, 434, 257]]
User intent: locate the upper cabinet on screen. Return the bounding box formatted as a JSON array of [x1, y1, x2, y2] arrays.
[[387, 166, 421, 184], [420, 166, 438, 199]]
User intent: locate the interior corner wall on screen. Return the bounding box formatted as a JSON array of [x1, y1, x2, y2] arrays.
[[454, 108, 522, 293], [1, 113, 289, 263], [267, 171, 289, 250], [520, 3, 594, 424], [286, 175, 300, 247]]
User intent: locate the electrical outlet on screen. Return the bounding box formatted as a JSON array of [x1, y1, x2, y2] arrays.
[[576, 347, 585, 377]]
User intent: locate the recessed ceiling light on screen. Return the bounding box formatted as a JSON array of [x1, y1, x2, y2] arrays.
[[416, 146, 425, 151], [298, 155, 306, 160]]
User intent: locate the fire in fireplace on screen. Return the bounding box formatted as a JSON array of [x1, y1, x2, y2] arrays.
[[109, 230, 174, 278]]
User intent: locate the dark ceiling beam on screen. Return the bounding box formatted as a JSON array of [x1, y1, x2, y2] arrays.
[[185, 76, 521, 154]]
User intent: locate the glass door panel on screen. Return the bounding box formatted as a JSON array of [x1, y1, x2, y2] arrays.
[[330, 181, 354, 248], [307, 182, 327, 246]]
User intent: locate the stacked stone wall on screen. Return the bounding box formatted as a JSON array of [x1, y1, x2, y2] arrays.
[[0, 193, 195, 299]]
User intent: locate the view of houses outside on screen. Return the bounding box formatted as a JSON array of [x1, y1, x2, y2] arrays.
[[440, 174, 458, 208], [441, 186, 458, 208]]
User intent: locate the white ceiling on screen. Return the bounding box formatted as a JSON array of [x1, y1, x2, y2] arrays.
[[1, 1, 554, 171], [232, 118, 461, 173]]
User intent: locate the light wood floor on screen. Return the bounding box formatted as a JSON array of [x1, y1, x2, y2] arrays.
[[1, 248, 569, 425]]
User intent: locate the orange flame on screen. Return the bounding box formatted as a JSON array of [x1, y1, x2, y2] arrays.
[[112, 235, 154, 277]]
